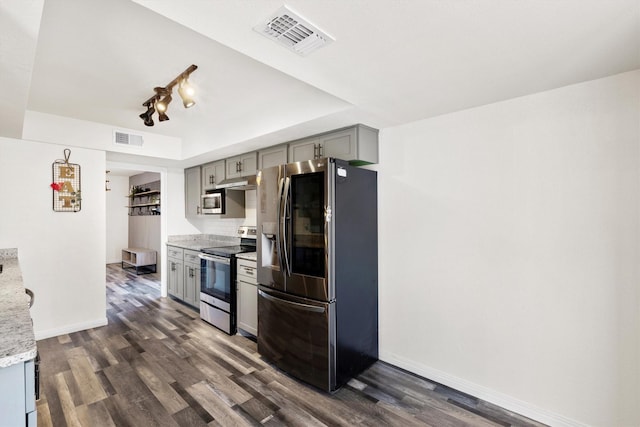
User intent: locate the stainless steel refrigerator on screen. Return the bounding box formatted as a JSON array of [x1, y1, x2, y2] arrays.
[[256, 157, 378, 392]]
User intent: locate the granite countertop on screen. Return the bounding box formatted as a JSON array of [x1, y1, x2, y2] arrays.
[[167, 239, 237, 251], [236, 252, 257, 262], [0, 249, 37, 368], [167, 234, 240, 251]]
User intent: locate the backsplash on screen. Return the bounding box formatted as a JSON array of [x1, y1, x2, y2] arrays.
[[189, 190, 256, 237]]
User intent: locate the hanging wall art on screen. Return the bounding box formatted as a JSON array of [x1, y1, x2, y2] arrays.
[[51, 149, 81, 212]]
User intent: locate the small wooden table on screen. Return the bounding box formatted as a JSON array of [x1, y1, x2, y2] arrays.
[[121, 248, 157, 275]]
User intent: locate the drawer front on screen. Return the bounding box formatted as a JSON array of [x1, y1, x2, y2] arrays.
[[184, 250, 200, 264], [167, 246, 184, 259], [237, 259, 257, 283]]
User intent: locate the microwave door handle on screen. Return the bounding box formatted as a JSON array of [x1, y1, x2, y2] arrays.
[[281, 176, 291, 276]]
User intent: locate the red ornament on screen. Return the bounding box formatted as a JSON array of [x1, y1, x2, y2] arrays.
[[50, 182, 62, 191]]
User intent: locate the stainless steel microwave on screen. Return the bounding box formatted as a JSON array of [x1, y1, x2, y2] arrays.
[[201, 189, 225, 214]]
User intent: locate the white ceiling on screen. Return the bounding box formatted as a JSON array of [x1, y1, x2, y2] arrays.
[[2, 0, 639, 167]]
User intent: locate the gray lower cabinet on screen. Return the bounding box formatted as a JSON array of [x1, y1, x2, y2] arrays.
[[0, 359, 36, 426], [236, 258, 257, 336], [167, 245, 200, 308], [167, 255, 184, 300], [288, 124, 379, 164], [183, 250, 201, 307]]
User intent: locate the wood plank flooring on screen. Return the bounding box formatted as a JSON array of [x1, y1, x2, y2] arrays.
[[35, 264, 547, 426]]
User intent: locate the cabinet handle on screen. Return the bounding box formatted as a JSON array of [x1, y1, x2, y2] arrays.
[[209, 175, 214, 185], [236, 161, 241, 172], [189, 267, 194, 278], [197, 206, 200, 215], [171, 262, 175, 272], [313, 143, 318, 159], [319, 144, 323, 158]]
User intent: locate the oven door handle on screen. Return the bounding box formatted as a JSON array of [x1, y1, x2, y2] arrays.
[[198, 253, 231, 265]]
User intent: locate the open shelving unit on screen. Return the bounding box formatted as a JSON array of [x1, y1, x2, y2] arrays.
[[127, 189, 160, 216]]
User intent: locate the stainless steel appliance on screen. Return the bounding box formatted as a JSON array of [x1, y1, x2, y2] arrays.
[[199, 226, 257, 334], [201, 189, 224, 214], [257, 158, 378, 392]]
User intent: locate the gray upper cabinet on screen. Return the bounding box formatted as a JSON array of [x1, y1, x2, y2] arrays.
[[185, 166, 201, 217], [258, 145, 288, 170], [288, 138, 319, 163], [226, 152, 258, 179], [201, 160, 225, 192], [288, 124, 378, 164]]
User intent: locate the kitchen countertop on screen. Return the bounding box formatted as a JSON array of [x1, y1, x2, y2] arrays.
[[0, 249, 37, 368], [236, 252, 257, 262], [167, 234, 240, 251]]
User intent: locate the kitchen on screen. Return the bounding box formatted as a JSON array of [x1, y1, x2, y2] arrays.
[[1, 1, 639, 426]]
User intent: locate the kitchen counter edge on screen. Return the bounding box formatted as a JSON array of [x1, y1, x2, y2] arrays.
[[0, 250, 37, 368]]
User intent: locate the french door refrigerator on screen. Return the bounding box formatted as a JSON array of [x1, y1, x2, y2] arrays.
[[256, 157, 378, 392]]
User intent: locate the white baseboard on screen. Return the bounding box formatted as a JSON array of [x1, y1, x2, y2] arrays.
[[34, 317, 108, 341], [379, 351, 588, 427]]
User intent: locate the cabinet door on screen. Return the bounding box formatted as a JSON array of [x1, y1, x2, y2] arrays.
[[184, 263, 200, 307], [185, 166, 201, 217], [288, 138, 319, 162], [319, 127, 357, 161], [240, 152, 258, 177], [238, 281, 258, 336], [226, 155, 242, 179], [201, 160, 225, 191], [258, 145, 288, 170], [168, 259, 184, 299]]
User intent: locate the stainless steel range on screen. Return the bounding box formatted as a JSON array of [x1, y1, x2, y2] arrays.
[[198, 226, 256, 334]]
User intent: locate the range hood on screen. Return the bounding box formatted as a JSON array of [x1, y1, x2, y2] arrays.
[[215, 175, 257, 190]]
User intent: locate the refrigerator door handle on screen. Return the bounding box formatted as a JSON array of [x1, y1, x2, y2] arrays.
[[259, 290, 325, 313], [276, 176, 285, 274], [281, 176, 292, 276]]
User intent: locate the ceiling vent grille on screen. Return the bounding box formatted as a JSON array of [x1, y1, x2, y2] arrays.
[[254, 6, 335, 56], [114, 131, 143, 147]]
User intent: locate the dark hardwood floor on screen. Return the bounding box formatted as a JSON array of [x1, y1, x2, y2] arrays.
[[35, 264, 546, 426]]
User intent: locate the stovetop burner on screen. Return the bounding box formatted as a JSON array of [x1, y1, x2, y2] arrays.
[[201, 244, 256, 257], [200, 225, 257, 258]]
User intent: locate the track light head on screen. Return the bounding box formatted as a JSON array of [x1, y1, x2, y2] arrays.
[[139, 102, 155, 127], [158, 110, 170, 122], [156, 92, 172, 113], [178, 77, 195, 108]]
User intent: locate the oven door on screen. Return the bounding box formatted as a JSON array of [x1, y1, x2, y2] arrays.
[[199, 253, 232, 304]]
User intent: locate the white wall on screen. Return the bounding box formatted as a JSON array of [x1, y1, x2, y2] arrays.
[[0, 137, 107, 339], [378, 70, 640, 427], [106, 174, 129, 263], [22, 110, 182, 159]]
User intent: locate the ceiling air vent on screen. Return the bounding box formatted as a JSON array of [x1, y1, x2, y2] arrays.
[[114, 131, 143, 147], [254, 5, 335, 56]]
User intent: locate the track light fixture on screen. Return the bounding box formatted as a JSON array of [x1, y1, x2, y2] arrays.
[[139, 64, 197, 127]]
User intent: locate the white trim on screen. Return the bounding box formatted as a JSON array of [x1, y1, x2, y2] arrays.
[[379, 351, 589, 427], [34, 317, 108, 341]]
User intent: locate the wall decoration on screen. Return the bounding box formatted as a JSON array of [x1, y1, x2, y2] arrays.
[[51, 149, 81, 212]]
